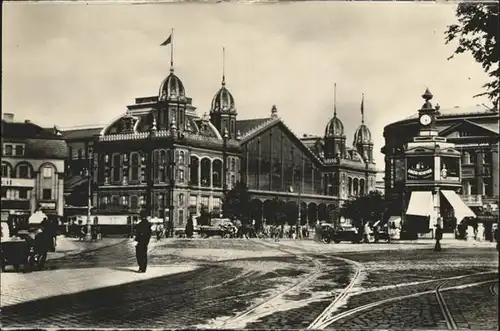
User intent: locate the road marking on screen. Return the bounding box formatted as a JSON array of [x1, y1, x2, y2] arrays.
[[315, 279, 497, 329]]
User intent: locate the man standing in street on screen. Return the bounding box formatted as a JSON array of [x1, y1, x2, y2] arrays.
[[135, 215, 152, 273], [434, 223, 443, 252]]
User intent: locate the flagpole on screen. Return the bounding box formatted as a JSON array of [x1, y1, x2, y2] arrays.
[[334, 83, 337, 117], [170, 28, 174, 70], [222, 46, 226, 85], [361, 93, 365, 124]]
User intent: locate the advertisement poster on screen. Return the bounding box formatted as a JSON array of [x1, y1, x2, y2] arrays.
[[406, 157, 434, 180], [440, 157, 460, 180]]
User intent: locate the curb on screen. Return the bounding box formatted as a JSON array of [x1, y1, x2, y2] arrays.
[[50, 238, 130, 260]]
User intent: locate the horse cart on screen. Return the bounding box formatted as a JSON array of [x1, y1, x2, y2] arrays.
[[1, 230, 48, 272]]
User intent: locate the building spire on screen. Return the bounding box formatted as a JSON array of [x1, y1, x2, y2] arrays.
[[222, 46, 226, 86], [333, 83, 337, 117], [361, 93, 365, 124]]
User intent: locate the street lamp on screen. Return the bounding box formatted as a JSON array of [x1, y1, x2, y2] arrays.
[[289, 182, 302, 240], [80, 146, 93, 241]]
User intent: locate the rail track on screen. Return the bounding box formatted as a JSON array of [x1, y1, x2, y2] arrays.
[[435, 281, 458, 330], [313, 276, 497, 329], [220, 240, 326, 328]]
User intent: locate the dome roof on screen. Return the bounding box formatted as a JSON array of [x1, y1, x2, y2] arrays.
[[211, 82, 236, 113], [158, 70, 186, 101], [325, 116, 345, 137], [353, 124, 372, 145]]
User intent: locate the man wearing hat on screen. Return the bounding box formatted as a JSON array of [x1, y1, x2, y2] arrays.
[[135, 212, 152, 273]]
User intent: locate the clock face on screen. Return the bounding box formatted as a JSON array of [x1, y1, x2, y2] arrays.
[[420, 114, 432, 126]]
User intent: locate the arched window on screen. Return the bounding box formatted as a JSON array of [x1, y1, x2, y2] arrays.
[[159, 150, 166, 182], [328, 173, 334, 196], [212, 159, 222, 188], [200, 158, 211, 187], [353, 178, 359, 196], [231, 175, 236, 187], [348, 177, 353, 196], [179, 151, 185, 165], [190, 156, 199, 186], [16, 163, 32, 179], [130, 153, 140, 182], [1, 162, 13, 178], [230, 158, 236, 171], [178, 193, 185, 206], [360, 178, 365, 196], [112, 154, 121, 183]]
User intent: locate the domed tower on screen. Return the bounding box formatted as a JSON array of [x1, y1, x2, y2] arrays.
[[210, 48, 237, 139], [157, 62, 189, 131], [353, 94, 374, 163], [324, 84, 346, 159]]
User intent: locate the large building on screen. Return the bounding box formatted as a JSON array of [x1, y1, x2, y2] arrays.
[[62, 61, 377, 231], [1, 113, 68, 227], [381, 91, 499, 232]]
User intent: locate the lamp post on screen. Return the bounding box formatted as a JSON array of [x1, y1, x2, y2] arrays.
[[81, 145, 93, 241]]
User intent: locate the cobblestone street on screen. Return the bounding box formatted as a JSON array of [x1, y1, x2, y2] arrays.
[[1, 238, 498, 330]]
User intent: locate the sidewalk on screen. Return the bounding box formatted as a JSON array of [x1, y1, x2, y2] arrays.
[[49, 236, 127, 260], [1, 264, 198, 307]]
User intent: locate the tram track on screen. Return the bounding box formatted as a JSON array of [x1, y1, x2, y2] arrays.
[[314, 277, 497, 329], [220, 239, 325, 328], [435, 281, 458, 330]]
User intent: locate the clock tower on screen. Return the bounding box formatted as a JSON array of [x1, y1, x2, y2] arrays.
[[417, 88, 439, 137]]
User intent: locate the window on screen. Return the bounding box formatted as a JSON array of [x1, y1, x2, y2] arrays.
[[121, 196, 129, 207], [189, 196, 197, 208], [4, 145, 13, 156], [14, 145, 25, 156], [1, 163, 10, 177], [178, 169, 185, 182], [19, 189, 28, 200], [42, 167, 53, 178], [130, 153, 140, 181], [484, 179, 493, 196], [462, 152, 471, 164], [178, 210, 185, 226], [230, 158, 235, 171], [78, 149, 83, 160], [469, 151, 477, 165], [231, 175, 236, 187], [101, 196, 109, 207], [483, 152, 492, 164], [18, 165, 30, 179], [42, 189, 52, 200], [179, 151, 185, 165], [130, 196, 139, 209], [112, 154, 121, 182], [178, 193, 184, 206]]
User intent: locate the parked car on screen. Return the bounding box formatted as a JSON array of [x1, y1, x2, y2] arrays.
[[319, 223, 363, 244]]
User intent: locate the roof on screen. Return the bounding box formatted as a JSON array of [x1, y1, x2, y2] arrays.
[[236, 118, 272, 136], [401, 105, 495, 121], [64, 175, 88, 192], [61, 127, 103, 140], [2, 121, 68, 159], [2, 120, 62, 139]]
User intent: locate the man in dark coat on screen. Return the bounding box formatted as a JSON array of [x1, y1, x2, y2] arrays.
[[135, 216, 152, 273], [434, 223, 443, 252]]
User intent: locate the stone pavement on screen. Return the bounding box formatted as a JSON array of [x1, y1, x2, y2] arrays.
[[48, 236, 127, 260], [0, 265, 198, 307]]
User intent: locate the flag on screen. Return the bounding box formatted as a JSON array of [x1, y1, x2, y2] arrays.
[[161, 34, 172, 46]]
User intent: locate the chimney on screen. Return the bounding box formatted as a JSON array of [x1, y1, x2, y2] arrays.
[[3, 113, 14, 123]]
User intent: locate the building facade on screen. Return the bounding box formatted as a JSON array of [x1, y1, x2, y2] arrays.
[[1, 113, 68, 226], [381, 90, 499, 234], [62, 62, 377, 230]]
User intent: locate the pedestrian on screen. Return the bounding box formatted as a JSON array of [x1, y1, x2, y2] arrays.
[[434, 223, 443, 252], [135, 216, 152, 273]]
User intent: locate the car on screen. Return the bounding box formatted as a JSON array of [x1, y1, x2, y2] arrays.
[[319, 223, 362, 244]]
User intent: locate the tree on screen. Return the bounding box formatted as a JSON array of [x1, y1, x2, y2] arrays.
[[222, 181, 252, 223], [340, 191, 385, 230], [445, 3, 499, 108]]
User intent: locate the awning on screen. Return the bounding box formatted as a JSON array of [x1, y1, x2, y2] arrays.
[[406, 191, 433, 217], [441, 190, 476, 222]]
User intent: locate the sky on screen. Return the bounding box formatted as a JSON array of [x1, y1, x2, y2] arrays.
[[2, 2, 491, 167]]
